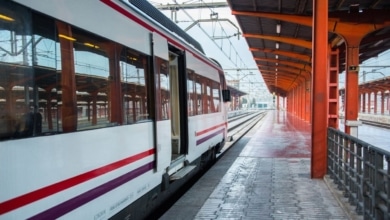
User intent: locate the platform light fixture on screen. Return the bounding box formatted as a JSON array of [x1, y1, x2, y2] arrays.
[[84, 42, 100, 49], [373, 40, 384, 47], [275, 55, 278, 59], [0, 14, 14, 21], [275, 42, 279, 49], [337, 39, 345, 46], [276, 23, 281, 34], [58, 34, 76, 41]]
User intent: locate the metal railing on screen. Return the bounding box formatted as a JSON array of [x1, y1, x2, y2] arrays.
[[327, 127, 390, 220]]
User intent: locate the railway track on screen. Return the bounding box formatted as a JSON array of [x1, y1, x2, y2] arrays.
[[218, 110, 268, 157], [360, 119, 390, 129], [153, 110, 268, 218]]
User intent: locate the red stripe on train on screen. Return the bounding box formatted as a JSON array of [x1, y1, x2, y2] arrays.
[[100, 0, 221, 71], [0, 149, 155, 215], [196, 122, 228, 136]]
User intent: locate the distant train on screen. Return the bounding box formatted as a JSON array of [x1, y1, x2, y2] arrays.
[[0, 0, 231, 219]]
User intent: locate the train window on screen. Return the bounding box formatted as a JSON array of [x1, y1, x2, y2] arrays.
[[121, 49, 149, 124], [187, 70, 195, 116], [0, 0, 156, 141], [212, 81, 221, 112], [32, 12, 59, 135], [155, 57, 170, 120], [195, 77, 202, 115], [64, 27, 113, 131], [206, 83, 212, 113], [0, 2, 48, 140]]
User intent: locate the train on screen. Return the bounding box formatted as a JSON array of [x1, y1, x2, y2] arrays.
[[0, 0, 231, 219]]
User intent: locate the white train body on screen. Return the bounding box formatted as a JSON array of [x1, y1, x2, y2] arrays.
[[0, 0, 229, 219]]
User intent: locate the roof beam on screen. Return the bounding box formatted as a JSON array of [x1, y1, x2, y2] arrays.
[[244, 34, 312, 49], [258, 65, 308, 78], [234, 10, 390, 35], [232, 10, 312, 26], [254, 57, 312, 72], [250, 48, 312, 63], [260, 71, 303, 85]]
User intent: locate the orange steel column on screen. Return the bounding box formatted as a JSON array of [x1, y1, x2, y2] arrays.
[[295, 87, 299, 116], [374, 92, 378, 114], [290, 90, 293, 113], [298, 85, 302, 118], [306, 79, 311, 122], [286, 95, 289, 112], [303, 84, 306, 119], [286, 94, 289, 112], [344, 42, 361, 134], [295, 89, 298, 114], [291, 90, 294, 114], [299, 86, 302, 118], [294, 88, 298, 115], [362, 93, 366, 113], [300, 83, 306, 120], [311, 0, 328, 178], [367, 92, 371, 114], [381, 91, 385, 114]]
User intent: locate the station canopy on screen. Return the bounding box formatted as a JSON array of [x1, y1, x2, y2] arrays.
[[227, 0, 390, 97]]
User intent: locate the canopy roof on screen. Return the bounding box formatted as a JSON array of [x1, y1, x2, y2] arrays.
[[227, 0, 390, 96]]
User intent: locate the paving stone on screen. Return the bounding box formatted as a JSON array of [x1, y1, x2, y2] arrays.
[[161, 112, 362, 220]]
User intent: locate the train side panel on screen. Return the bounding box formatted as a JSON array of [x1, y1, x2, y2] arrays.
[[0, 0, 229, 219], [0, 123, 164, 219], [185, 53, 227, 163]]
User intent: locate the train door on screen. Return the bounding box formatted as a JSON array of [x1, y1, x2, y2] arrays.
[[169, 49, 188, 160]]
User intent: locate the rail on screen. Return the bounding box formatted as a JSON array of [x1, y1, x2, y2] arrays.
[[217, 110, 267, 157], [360, 119, 390, 129], [327, 127, 390, 220]]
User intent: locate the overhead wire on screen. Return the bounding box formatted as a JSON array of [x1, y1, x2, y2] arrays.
[[166, 0, 251, 73]]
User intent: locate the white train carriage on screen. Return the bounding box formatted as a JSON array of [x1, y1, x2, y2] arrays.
[[0, 0, 231, 219]]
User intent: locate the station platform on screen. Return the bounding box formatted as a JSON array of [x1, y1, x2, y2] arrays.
[[160, 110, 361, 220]]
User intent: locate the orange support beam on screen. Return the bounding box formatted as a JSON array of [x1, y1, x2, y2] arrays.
[[381, 92, 385, 114], [254, 57, 312, 72], [259, 65, 308, 76], [344, 43, 361, 135], [305, 79, 311, 122], [311, 0, 328, 178], [301, 85, 304, 119], [367, 92, 371, 114], [362, 93, 366, 113], [244, 34, 312, 49], [250, 48, 312, 64]]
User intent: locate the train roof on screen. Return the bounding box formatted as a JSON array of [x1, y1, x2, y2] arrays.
[[128, 0, 205, 54]]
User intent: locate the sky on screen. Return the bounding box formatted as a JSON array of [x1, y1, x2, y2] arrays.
[[340, 49, 390, 87], [147, 0, 390, 101], [147, 0, 273, 102]]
